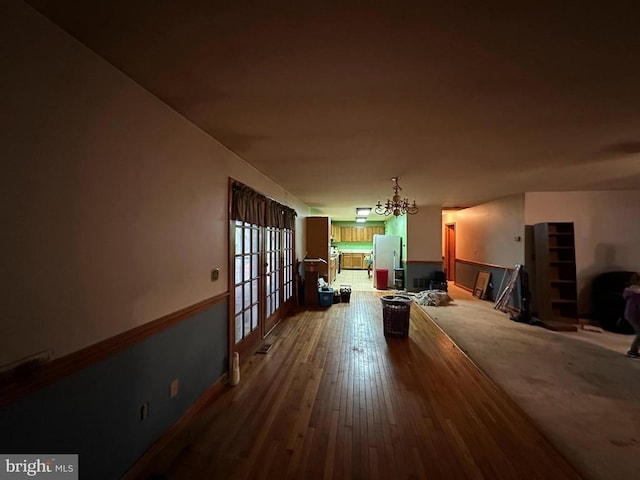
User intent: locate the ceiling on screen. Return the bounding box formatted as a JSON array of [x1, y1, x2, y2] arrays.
[[26, 1, 640, 220]]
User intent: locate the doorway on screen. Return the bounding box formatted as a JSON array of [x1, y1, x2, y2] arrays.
[[444, 223, 456, 282], [231, 221, 295, 360]]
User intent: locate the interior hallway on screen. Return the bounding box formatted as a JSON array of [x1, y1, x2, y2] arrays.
[[126, 287, 582, 479]]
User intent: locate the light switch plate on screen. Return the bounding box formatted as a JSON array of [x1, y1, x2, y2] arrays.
[[211, 268, 220, 281]]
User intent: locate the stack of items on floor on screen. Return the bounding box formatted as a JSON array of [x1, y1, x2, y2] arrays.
[[331, 285, 352, 304], [318, 279, 352, 307]]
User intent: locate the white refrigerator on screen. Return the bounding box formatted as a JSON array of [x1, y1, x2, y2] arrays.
[[373, 234, 402, 289]]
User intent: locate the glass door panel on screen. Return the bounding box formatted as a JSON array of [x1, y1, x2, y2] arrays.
[[264, 227, 282, 334], [233, 221, 260, 347], [283, 228, 294, 302]]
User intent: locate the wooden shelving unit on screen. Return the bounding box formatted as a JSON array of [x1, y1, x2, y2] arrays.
[[534, 222, 578, 331]]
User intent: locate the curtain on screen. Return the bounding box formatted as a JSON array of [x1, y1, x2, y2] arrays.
[[232, 181, 297, 229]]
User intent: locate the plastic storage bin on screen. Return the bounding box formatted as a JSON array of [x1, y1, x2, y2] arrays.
[[381, 295, 412, 337], [318, 287, 334, 307]]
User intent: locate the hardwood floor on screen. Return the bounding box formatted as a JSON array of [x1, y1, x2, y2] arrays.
[[127, 291, 583, 479]]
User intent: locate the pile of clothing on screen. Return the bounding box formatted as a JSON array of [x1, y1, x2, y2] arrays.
[[413, 289, 453, 307]]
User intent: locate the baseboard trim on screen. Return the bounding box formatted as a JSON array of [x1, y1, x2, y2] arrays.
[[0, 292, 229, 407], [455, 282, 473, 292], [122, 373, 229, 480]]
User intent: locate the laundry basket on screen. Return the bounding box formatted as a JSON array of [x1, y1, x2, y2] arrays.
[[380, 295, 412, 337]]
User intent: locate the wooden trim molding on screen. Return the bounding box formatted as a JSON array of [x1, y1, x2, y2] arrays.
[[122, 373, 229, 480], [456, 258, 512, 270], [454, 282, 473, 293], [0, 292, 229, 407], [405, 260, 443, 265]]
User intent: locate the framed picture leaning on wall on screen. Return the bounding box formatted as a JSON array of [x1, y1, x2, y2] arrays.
[[473, 271, 491, 299]]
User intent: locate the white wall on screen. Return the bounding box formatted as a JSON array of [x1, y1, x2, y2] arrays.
[[525, 191, 640, 312], [0, 1, 309, 365], [443, 194, 525, 267]]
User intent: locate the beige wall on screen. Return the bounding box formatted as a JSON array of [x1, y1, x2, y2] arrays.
[[525, 191, 640, 311], [443, 194, 525, 267], [0, 1, 309, 366], [406, 206, 442, 261]]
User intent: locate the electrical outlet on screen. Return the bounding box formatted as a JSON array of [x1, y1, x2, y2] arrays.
[[210, 268, 220, 281], [140, 402, 149, 421], [170, 379, 179, 398]]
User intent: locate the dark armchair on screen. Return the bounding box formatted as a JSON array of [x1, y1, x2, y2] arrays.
[[591, 271, 637, 334]]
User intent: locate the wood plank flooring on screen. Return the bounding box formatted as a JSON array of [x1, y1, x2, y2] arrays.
[[127, 291, 583, 479]]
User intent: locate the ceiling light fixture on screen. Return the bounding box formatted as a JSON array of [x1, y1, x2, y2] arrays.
[[356, 207, 371, 216], [375, 177, 419, 217], [355, 217, 367, 223]]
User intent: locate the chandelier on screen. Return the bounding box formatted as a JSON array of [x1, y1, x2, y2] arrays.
[[375, 177, 419, 217]]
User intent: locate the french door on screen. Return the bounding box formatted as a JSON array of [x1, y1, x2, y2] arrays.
[[232, 221, 295, 358]]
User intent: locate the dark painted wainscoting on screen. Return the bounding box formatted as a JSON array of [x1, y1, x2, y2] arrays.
[[0, 300, 228, 480], [455, 260, 522, 308], [406, 262, 444, 292]]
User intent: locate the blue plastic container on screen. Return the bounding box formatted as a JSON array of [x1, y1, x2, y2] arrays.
[[318, 287, 334, 307]]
